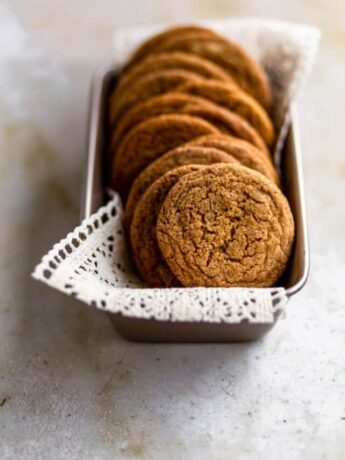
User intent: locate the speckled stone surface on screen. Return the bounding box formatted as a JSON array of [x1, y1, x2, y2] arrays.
[[0, 1, 344, 459]]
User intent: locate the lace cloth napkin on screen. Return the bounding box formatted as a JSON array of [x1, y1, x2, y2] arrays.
[[33, 19, 319, 325]]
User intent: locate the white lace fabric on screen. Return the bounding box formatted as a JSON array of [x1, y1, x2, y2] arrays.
[[33, 195, 287, 323], [33, 19, 319, 325]]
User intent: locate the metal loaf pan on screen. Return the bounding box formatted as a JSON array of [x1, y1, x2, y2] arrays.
[[82, 63, 309, 342]]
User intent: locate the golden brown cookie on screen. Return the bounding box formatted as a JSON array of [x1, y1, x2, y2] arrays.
[[177, 80, 274, 146], [188, 134, 279, 184], [111, 93, 268, 154], [109, 69, 205, 125], [111, 114, 219, 198], [115, 51, 234, 96], [142, 33, 272, 110], [124, 145, 239, 231], [157, 163, 294, 287], [124, 25, 220, 70], [130, 164, 204, 287]]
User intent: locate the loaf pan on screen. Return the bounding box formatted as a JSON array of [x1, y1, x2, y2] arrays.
[[82, 63, 309, 342]]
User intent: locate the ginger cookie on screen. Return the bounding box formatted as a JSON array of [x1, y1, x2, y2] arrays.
[[109, 69, 205, 125], [177, 80, 274, 146], [130, 164, 204, 287], [188, 134, 279, 184], [124, 25, 220, 70], [145, 33, 272, 110], [111, 93, 268, 154], [124, 145, 239, 231], [156, 163, 294, 287], [115, 51, 234, 96], [111, 114, 219, 198]]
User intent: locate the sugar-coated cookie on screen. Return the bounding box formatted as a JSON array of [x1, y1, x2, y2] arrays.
[[111, 114, 219, 198], [111, 93, 268, 154], [124, 145, 238, 230], [115, 51, 234, 96], [188, 134, 279, 184], [157, 163, 294, 287], [177, 80, 274, 145], [130, 165, 204, 287], [142, 33, 272, 109], [109, 69, 205, 124], [124, 25, 220, 69]]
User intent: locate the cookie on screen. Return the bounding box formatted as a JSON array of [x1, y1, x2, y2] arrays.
[[177, 80, 274, 146], [124, 25, 220, 70], [124, 145, 239, 231], [111, 93, 268, 154], [130, 164, 204, 287], [111, 114, 219, 198], [188, 134, 279, 184], [109, 69, 205, 125], [115, 51, 234, 96], [156, 163, 294, 287], [144, 33, 272, 110]]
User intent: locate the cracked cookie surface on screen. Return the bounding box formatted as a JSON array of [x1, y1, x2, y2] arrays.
[[130, 165, 204, 287], [124, 145, 239, 231], [111, 114, 219, 198], [111, 92, 268, 154], [156, 163, 294, 287]]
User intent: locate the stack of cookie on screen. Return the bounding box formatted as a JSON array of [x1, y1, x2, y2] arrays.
[[108, 25, 295, 288]]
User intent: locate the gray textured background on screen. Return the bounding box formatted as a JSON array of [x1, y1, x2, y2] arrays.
[[0, 1, 344, 459]]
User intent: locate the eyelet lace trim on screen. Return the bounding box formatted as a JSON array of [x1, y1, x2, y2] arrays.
[[33, 195, 287, 324]]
